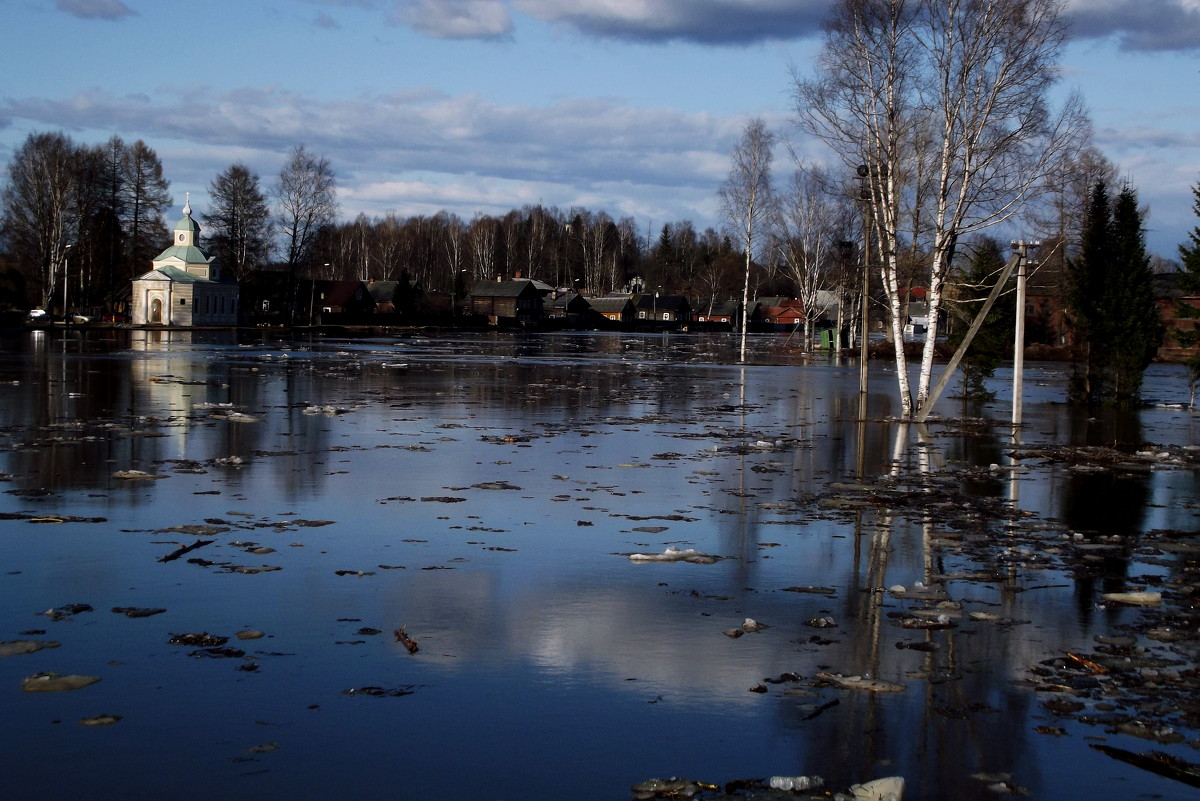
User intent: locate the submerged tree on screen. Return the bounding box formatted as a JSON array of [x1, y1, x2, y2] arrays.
[[794, 0, 1085, 417], [1176, 177, 1200, 407], [1067, 181, 1162, 405], [775, 165, 841, 349], [719, 117, 776, 362]]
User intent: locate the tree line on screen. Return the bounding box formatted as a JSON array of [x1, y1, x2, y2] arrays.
[[0, 132, 773, 317]]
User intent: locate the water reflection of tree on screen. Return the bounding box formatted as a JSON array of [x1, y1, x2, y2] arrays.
[[1061, 409, 1147, 627], [777, 421, 1044, 797]]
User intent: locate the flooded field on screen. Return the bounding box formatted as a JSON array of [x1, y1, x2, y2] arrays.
[[1, 328, 1197, 801]]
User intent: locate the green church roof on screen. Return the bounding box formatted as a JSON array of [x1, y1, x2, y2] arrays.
[[155, 245, 214, 264]]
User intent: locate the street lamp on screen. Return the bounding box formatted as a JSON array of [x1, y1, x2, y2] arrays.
[[60, 243, 73, 326]]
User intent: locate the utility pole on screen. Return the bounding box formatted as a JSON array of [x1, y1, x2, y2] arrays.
[[1010, 239, 1039, 434], [857, 165, 871, 401], [60, 243, 72, 326]]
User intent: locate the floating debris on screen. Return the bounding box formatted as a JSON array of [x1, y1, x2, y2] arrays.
[[816, 673, 906, 693], [0, 640, 61, 657], [342, 685, 416, 697], [159, 539, 214, 562], [169, 632, 228, 647], [79, 714, 122, 726], [21, 672, 101, 692], [393, 625, 419, 654], [42, 603, 93, 621], [209, 411, 260, 423], [113, 470, 168, 480], [111, 607, 166, 618], [628, 547, 720, 565], [1100, 591, 1162, 606]]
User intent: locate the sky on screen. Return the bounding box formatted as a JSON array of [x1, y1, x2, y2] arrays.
[[1, 0, 1199, 259]]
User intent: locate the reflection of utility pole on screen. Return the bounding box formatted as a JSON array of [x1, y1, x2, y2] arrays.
[[1011, 240, 1039, 437], [61, 243, 73, 326]]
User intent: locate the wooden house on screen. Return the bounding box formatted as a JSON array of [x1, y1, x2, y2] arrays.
[[693, 300, 739, 329], [753, 297, 804, 331], [544, 290, 594, 326], [469, 279, 548, 326], [634, 293, 691, 327], [588, 296, 636, 326]]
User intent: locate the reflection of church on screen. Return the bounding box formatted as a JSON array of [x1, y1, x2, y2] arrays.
[[131, 195, 239, 325]]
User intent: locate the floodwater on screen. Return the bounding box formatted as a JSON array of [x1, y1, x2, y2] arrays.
[[0, 328, 1197, 801]]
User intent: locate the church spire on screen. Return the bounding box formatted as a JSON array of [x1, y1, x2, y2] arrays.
[[182, 191, 192, 217]]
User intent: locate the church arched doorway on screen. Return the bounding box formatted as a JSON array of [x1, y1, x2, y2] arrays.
[[150, 298, 163, 324]]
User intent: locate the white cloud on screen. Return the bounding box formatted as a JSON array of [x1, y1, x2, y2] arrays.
[[0, 85, 749, 231]]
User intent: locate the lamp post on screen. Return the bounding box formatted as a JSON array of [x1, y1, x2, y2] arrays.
[[60, 243, 73, 326]]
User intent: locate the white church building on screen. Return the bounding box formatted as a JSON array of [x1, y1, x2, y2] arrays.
[[131, 195, 239, 326]]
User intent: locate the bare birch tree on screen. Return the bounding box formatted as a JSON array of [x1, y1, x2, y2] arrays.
[[776, 165, 841, 349], [795, 0, 1085, 417], [1, 131, 82, 308], [274, 145, 338, 272], [274, 145, 338, 323], [719, 118, 776, 362]]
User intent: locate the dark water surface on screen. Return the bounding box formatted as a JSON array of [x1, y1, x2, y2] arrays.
[[1, 329, 1197, 800]]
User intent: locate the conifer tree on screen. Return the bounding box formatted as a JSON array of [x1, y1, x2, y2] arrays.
[[1107, 185, 1162, 403], [1175, 178, 1200, 406], [1067, 181, 1162, 405], [1067, 181, 1110, 402]]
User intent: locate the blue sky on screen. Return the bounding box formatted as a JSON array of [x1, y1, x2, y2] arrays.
[[2, 0, 1199, 258]]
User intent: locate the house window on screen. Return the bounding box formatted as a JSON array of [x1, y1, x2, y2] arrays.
[[180, 298, 187, 306], [662, 312, 670, 321], [638, 311, 646, 319]]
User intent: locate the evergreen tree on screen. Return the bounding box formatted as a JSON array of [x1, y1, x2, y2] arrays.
[[948, 237, 1014, 401], [1067, 181, 1162, 405], [1067, 181, 1110, 402], [1175, 178, 1200, 406], [1107, 185, 1163, 403]]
